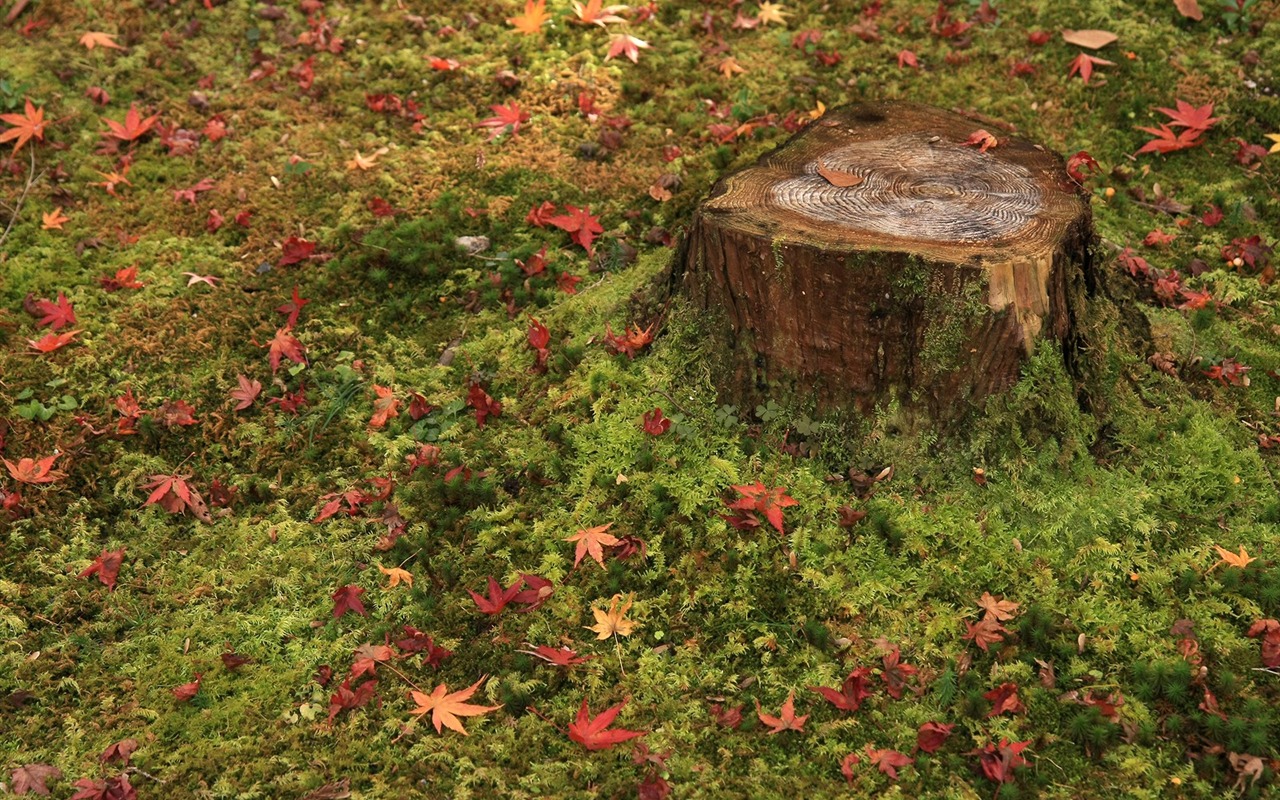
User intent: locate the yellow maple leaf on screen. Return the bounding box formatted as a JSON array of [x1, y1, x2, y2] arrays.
[[807, 101, 826, 121], [79, 31, 125, 50], [377, 563, 413, 588], [1212, 545, 1256, 570], [588, 593, 637, 640], [1267, 133, 1280, 154], [976, 591, 1020, 622], [756, 1, 790, 26], [508, 0, 549, 35], [346, 146, 388, 171], [41, 208, 70, 230], [717, 56, 746, 79]]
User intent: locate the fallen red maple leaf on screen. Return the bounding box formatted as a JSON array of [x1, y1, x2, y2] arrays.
[[10, 763, 62, 796], [527, 316, 550, 372], [519, 644, 594, 667], [394, 626, 453, 667], [4, 453, 62, 484], [1135, 123, 1203, 155], [864, 745, 913, 780], [172, 674, 201, 702], [547, 204, 604, 255], [350, 643, 395, 678], [810, 667, 874, 712], [477, 102, 531, 140], [141, 473, 211, 523], [70, 773, 134, 800], [879, 644, 918, 699], [278, 236, 317, 267], [1065, 150, 1100, 184], [332, 584, 367, 618], [103, 103, 159, 142], [755, 691, 808, 733], [568, 698, 647, 750], [468, 575, 522, 615], [916, 721, 955, 753], [78, 548, 125, 591], [642, 408, 670, 436], [1067, 52, 1115, 84], [983, 682, 1024, 717], [328, 677, 377, 725], [467, 382, 501, 427], [973, 738, 1031, 784], [229, 375, 262, 411], [726, 481, 798, 535], [266, 327, 306, 373], [28, 330, 81, 353], [962, 129, 998, 153], [369, 384, 399, 429], [33, 292, 77, 330], [1155, 99, 1219, 132], [99, 738, 138, 766], [603, 322, 655, 359], [511, 573, 556, 611], [1247, 619, 1280, 667], [963, 616, 1008, 652]]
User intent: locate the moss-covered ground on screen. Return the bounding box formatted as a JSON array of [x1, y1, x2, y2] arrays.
[[2, 0, 1280, 797]]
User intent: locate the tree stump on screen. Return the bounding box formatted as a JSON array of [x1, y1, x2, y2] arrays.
[[682, 101, 1098, 422]]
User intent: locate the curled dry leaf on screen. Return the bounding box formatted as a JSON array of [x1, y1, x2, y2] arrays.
[[1061, 29, 1118, 49], [1173, 0, 1203, 20], [816, 161, 864, 187]]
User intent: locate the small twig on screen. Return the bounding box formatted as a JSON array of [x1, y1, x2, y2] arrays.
[[1251, 667, 1280, 677], [526, 704, 567, 735], [5, 0, 32, 25], [380, 660, 425, 693], [0, 147, 37, 248], [614, 633, 626, 677], [1129, 199, 1185, 217], [125, 766, 167, 784], [650, 387, 690, 417]]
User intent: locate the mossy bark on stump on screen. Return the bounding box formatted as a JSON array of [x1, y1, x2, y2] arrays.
[[683, 101, 1097, 421]]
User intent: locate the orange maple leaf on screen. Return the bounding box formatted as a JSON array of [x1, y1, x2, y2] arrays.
[[572, 0, 628, 26], [103, 104, 160, 142], [507, 0, 549, 34], [565, 522, 619, 568], [369, 384, 400, 429], [408, 677, 500, 735], [0, 99, 48, 153], [79, 31, 125, 50], [755, 691, 808, 734], [28, 330, 81, 353], [41, 208, 70, 230], [1212, 545, 1256, 571], [3, 454, 63, 484]]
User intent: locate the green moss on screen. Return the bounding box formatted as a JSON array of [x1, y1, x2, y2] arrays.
[[2, 0, 1279, 797]]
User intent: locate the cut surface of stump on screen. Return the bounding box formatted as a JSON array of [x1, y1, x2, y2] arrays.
[[683, 101, 1097, 420]]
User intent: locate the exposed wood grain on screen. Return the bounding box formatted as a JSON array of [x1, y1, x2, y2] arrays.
[[683, 101, 1097, 420]]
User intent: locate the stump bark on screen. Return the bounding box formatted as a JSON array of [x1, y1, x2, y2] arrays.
[[682, 101, 1098, 421]]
